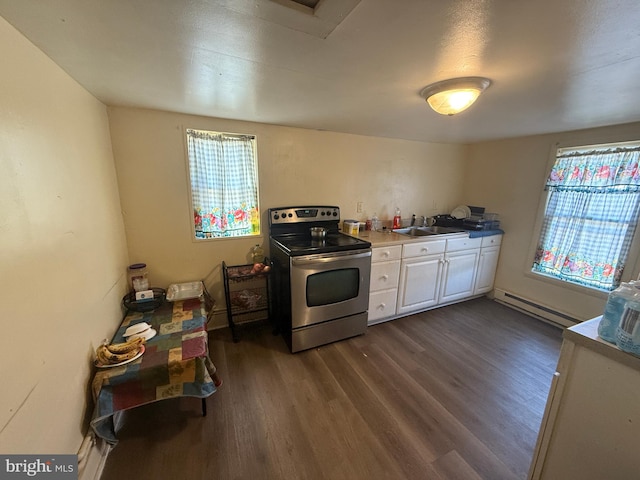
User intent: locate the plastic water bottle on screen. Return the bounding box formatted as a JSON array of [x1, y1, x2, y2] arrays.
[[250, 244, 265, 263], [616, 297, 640, 356], [598, 282, 636, 343], [371, 213, 380, 232]]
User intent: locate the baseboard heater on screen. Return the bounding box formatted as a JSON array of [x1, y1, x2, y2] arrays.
[[493, 289, 579, 328]]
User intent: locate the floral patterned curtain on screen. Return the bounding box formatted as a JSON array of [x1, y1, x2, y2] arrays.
[[533, 146, 640, 290], [545, 148, 640, 191], [186, 129, 259, 238]]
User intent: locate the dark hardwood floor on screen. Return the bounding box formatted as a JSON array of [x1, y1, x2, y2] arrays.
[[100, 297, 562, 480]]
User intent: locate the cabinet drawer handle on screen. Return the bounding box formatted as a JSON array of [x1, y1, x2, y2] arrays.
[[378, 303, 386, 310], [382, 251, 390, 257], [421, 247, 429, 252], [381, 274, 389, 280]]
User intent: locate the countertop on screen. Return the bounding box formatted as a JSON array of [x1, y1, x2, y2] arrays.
[[467, 228, 505, 238], [353, 229, 502, 248], [565, 316, 640, 373], [353, 230, 412, 247]]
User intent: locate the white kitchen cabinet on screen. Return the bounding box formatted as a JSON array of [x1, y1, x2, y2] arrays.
[[396, 239, 446, 315], [368, 245, 402, 324], [474, 246, 500, 294], [437, 236, 482, 304], [439, 248, 480, 304], [363, 231, 503, 324], [368, 289, 398, 324], [528, 317, 640, 480], [474, 236, 502, 294]]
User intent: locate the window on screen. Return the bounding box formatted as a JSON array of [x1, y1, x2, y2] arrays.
[[186, 129, 260, 239], [532, 142, 640, 291]]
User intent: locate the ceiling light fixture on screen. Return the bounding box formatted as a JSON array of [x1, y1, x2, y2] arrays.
[[420, 77, 491, 116]]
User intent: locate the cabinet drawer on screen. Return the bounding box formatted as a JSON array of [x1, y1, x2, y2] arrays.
[[446, 236, 481, 252], [370, 260, 401, 291], [371, 245, 402, 262], [402, 239, 446, 258], [368, 289, 398, 322], [481, 234, 502, 248]]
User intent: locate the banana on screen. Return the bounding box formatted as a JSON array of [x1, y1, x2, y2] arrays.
[[96, 345, 113, 365], [106, 337, 145, 354], [108, 347, 140, 363], [96, 343, 142, 365]]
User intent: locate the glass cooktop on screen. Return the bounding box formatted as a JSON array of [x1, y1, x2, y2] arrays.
[[271, 232, 371, 256]]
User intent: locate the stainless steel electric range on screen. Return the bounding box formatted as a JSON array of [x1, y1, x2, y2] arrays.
[[269, 206, 371, 353]]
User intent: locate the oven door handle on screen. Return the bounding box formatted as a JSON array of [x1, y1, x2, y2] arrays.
[[291, 250, 371, 266]]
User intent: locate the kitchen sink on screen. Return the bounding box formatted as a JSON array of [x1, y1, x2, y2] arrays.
[[392, 227, 435, 236], [393, 226, 466, 236], [422, 226, 466, 234]]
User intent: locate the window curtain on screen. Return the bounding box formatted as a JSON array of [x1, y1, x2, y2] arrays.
[[187, 129, 259, 238], [532, 146, 640, 290]]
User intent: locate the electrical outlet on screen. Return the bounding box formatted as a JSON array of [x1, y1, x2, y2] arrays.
[[357, 201, 363, 213]]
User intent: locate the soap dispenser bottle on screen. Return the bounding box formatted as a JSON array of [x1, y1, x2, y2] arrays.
[[393, 207, 402, 229]]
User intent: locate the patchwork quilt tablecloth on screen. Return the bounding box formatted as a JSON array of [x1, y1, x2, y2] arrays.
[[90, 297, 219, 444]]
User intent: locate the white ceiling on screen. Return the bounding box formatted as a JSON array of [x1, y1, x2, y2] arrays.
[[2, 0, 640, 144]]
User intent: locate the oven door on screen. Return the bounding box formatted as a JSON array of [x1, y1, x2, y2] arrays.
[[290, 249, 371, 329]]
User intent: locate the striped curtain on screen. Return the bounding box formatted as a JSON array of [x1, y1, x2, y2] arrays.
[[532, 145, 640, 290], [186, 129, 259, 238]]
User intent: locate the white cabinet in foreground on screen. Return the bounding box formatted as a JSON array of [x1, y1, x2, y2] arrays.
[[529, 317, 640, 480]]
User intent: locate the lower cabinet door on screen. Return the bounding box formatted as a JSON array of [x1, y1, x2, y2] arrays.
[[368, 288, 398, 324], [474, 246, 500, 294], [439, 249, 479, 304], [397, 255, 443, 315]]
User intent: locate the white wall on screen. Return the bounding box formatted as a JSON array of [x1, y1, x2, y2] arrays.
[[107, 107, 468, 310], [0, 18, 129, 453], [464, 122, 640, 322]]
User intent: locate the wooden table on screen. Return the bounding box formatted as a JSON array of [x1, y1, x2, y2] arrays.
[[90, 297, 221, 444]]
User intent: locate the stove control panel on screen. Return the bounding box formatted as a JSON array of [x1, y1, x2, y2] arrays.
[[269, 206, 340, 225]]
